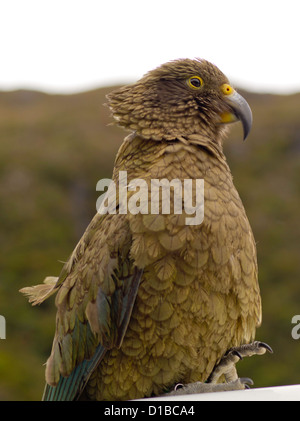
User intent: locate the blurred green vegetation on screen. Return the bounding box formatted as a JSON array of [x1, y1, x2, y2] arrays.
[[0, 86, 299, 400]]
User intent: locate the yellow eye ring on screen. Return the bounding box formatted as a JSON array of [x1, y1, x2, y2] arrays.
[[221, 83, 234, 96], [187, 75, 203, 90]]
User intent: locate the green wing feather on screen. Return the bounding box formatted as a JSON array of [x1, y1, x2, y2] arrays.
[[42, 263, 143, 400]]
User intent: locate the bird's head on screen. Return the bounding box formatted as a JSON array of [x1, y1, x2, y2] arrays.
[[107, 58, 252, 143]]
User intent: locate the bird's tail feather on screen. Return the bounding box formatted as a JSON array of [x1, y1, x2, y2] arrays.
[[42, 344, 107, 401], [19, 276, 58, 305]]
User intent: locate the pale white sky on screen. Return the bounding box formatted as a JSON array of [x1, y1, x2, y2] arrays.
[[1, 0, 300, 94]]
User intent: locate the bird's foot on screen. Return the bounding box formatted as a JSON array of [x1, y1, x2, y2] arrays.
[[207, 341, 273, 384], [165, 378, 251, 396], [165, 341, 273, 396]]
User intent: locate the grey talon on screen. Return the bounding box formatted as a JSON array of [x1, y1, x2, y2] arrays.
[[232, 350, 243, 360], [240, 377, 254, 386], [258, 342, 273, 353]]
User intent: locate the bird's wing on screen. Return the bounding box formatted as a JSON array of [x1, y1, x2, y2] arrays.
[[23, 211, 143, 401], [42, 261, 143, 401], [42, 342, 107, 400]]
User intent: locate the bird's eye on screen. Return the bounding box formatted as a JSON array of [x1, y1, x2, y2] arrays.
[[187, 76, 203, 89], [221, 83, 234, 96]]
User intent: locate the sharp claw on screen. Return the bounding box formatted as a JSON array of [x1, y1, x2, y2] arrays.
[[258, 342, 273, 354], [232, 350, 243, 360], [240, 377, 254, 388]]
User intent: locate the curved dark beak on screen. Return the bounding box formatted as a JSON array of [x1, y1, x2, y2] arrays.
[[223, 90, 253, 140]]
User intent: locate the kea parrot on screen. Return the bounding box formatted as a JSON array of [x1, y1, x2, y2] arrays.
[[21, 58, 272, 400]]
